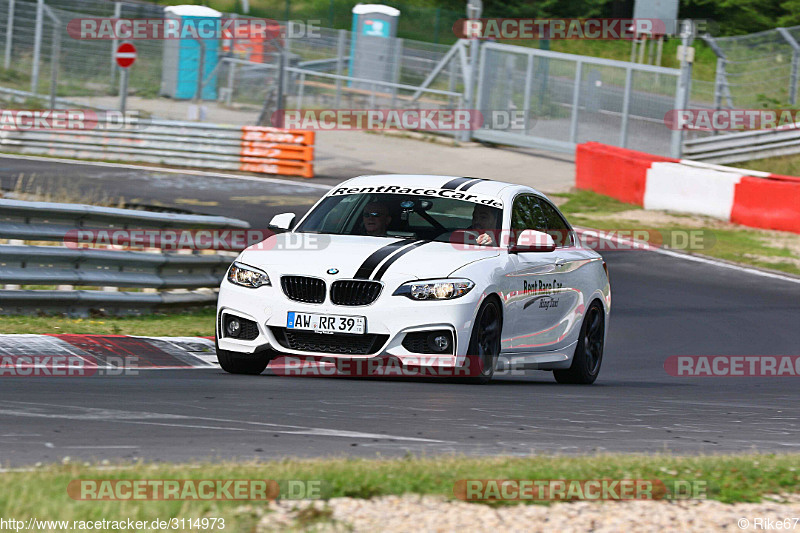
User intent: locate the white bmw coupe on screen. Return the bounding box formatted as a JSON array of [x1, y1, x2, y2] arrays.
[[216, 174, 610, 384]]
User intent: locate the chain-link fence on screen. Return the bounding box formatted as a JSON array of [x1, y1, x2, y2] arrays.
[[703, 26, 800, 109], [0, 0, 459, 111]]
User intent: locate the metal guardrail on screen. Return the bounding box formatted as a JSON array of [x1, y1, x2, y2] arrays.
[[0, 86, 112, 111], [682, 125, 800, 164], [0, 198, 248, 316], [0, 119, 316, 178]]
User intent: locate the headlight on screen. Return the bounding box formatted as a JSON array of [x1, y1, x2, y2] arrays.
[[393, 278, 474, 300], [227, 262, 270, 288]]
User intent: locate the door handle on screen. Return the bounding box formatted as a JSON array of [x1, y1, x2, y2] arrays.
[[554, 258, 567, 266]]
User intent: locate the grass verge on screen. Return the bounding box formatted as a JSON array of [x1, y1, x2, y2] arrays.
[[0, 454, 798, 529], [0, 308, 215, 336], [552, 190, 800, 276]]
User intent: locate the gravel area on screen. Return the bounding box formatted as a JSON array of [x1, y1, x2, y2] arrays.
[[250, 494, 800, 532]]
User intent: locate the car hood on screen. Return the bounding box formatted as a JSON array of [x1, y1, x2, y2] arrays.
[[238, 233, 500, 281]]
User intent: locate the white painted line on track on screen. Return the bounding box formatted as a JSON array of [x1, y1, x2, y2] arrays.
[[119, 420, 449, 443], [575, 227, 800, 285], [0, 401, 453, 444], [0, 153, 334, 190], [59, 445, 141, 450]]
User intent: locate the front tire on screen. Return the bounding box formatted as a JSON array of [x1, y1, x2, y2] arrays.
[[464, 298, 502, 384], [554, 301, 605, 385], [215, 338, 272, 375]]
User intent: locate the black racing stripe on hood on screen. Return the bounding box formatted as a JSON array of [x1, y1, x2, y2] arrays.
[[372, 240, 431, 280], [353, 239, 409, 279], [441, 177, 474, 189], [458, 178, 485, 191]]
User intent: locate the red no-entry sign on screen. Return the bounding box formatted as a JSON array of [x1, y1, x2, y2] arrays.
[[115, 42, 137, 68]]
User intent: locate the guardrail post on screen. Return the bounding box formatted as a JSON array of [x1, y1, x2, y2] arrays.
[[48, 19, 61, 109], [110, 2, 121, 86], [521, 53, 533, 135], [226, 58, 235, 106], [4, 0, 15, 70], [671, 20, 694, 159], [448, 56, 456, 108], [390, 38, 403, 108], [334, 29, 345, 109], [297, 72, 305, 110], [194, 38, 205, 104], [619, 66, 633, 148], [31, 0, 43, 94], [269, 42, 286, 127], [703, 35, 733, 114], [568, 60, 583, 143], [41, 4, 61, 109], [777, 28, 800, 106], [713, 57, 724, 111], [470, 41, 486, 143]]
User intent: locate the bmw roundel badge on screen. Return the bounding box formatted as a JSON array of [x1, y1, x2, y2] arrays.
[[327, 268, 339, 275]]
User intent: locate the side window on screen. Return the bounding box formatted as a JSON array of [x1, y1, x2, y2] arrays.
[[534, 197, 573, 247], [511, 195, 547, 232]]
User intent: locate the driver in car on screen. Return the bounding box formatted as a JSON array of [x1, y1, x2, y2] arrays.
[[363, 202, 392, 237], [470, 204, 500, 245]]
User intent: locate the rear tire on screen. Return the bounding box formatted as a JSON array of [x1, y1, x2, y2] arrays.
[[215, 338, 271, 375], [554, 301, 605, 385], [464, 298, 502, 384]]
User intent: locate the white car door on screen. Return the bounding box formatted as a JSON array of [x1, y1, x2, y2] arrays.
[[504, 195, 583, 353]]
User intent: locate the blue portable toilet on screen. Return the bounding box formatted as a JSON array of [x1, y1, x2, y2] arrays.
[[160, 5, 220, 100], [348, 4, 400, 89]]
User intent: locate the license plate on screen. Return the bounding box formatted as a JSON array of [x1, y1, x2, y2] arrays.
[[287, 312, 365, 335]]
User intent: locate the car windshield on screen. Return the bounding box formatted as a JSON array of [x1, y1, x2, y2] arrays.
[[295, 193, 503, 242]]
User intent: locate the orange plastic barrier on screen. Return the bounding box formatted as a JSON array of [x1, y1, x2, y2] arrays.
[[239, 142, 313, 161], [239, 126, 315, 178]]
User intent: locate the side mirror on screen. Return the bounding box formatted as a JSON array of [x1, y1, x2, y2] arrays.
[[268, 212, 296, 233], [510, 229, 556, 253]]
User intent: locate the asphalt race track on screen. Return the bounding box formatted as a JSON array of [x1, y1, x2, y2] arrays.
[[0, 155, 333, 225], [1, 156, 799, 466]]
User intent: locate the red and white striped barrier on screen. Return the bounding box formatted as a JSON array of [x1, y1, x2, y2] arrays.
[[576, 142, 800, 234]]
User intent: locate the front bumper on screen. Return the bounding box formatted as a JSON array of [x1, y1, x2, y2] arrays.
[[216, 277, 483, 367]]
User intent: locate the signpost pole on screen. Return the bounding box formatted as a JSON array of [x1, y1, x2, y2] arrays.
[[120, 67, 128, 114]]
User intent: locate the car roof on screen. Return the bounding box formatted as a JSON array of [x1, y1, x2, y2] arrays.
[[333, 174, 545, 202]]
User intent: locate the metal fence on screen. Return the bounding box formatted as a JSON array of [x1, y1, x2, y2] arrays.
[[0, 198, 247, 316], [473, 42, 683, 156], [0, 0, 707, 159], [703, 27, 800, 110], [0, 0, 460, 106]]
